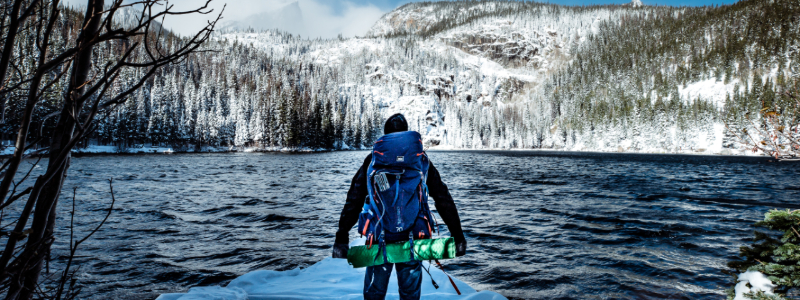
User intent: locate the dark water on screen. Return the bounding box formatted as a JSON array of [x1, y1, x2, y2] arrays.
[[27, 151, 800, 299]]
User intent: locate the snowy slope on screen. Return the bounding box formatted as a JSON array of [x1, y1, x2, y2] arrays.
[[211, 2, 643, 149], [88, 0, 790, 156], [157, 238, 506, 300], [155, 257, 506, 300], [369, 1, 629, 70]]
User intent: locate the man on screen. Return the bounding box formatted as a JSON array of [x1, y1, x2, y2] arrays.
[[332, 113, 467, 300]]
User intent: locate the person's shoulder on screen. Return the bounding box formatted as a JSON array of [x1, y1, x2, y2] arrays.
[[362, 153, 373, 166], [424, 153, 436, 168]]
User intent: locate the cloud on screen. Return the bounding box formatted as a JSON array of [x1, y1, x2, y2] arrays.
[[298, 0, 385, 38], [61, 0, 387, 39]]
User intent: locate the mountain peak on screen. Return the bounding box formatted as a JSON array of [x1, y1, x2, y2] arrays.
[[220, 1, 305, 36], [629, 0, 644, 7]]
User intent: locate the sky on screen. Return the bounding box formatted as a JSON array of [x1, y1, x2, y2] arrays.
[[62, 0, 741, 39]]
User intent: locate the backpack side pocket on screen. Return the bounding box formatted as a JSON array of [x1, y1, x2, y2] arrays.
[[357, 204, 377, 238]]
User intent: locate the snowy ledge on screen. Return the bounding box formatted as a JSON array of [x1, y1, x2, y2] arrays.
[[2, 144, 767, 158], [0, 145, 333, 157], [155, 257, 506, 300], [68, 145, 331, 154]]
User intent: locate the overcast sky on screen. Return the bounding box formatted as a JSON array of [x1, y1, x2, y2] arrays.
[[62, 0, 740, 39]]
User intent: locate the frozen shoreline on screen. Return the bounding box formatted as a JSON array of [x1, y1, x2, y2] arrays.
[[0, 144, 769, 157], [0, 145, 329, 157], [156, 238, 506, 300], [155, 257, 506, 300]]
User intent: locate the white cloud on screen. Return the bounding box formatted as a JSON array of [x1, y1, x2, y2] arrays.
[[297, 0, 385, 38], [61, 0, 386, 39]]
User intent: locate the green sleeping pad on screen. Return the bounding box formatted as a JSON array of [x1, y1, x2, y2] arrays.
[[347, 237, 456, 268]]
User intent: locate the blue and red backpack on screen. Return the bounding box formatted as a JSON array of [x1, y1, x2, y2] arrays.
[[357, 131, 437, 262]]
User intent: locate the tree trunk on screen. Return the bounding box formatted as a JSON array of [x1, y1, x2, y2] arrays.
[[0, 0, 24, 124], [5, 0, 104, 298]]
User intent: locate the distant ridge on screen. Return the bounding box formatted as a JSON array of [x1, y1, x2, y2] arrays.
[[219, 1, 305, 36]]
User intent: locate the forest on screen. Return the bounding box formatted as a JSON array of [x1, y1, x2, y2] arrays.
[[0, 0, 797, 154]]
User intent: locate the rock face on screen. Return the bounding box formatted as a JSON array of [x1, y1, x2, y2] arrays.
[[439, 22, 566, 69], [442, 29, 539, 68], [366, 2, 590, 70], [366, 3, 451, 37]]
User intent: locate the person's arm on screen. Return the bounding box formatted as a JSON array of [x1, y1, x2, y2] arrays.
[[332, 154, 372, 258], [426, 161, 467, 256]]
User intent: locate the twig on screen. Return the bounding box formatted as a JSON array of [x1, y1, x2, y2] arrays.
[[55, 181, 115, 300]]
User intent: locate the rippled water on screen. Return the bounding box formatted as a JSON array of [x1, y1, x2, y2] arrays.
[[30, 151, 800, 299]]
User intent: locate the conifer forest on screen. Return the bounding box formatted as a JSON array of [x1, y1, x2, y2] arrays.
[[1, 0, 798, 154], [1, 1, 800, 300]]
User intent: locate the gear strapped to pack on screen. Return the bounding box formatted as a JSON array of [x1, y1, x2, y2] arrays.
[[357, 131, 437, 265]]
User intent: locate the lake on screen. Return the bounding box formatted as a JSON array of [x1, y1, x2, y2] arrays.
[[30, 151, 800, 299]]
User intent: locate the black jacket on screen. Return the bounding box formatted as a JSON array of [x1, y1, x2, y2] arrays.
[[335, 153, 465, 245]]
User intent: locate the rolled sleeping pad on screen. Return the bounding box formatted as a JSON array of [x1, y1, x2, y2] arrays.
[[347, 237, 456, 268]]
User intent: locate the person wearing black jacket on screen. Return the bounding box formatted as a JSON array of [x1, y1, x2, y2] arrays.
[[332, 113, 466, 300]]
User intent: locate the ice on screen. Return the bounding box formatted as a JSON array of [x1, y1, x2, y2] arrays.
[[733, 271, 776, 300], [157, 287, 247, 300], [156, 256, 506, 300], [157, 239, 505, 300], [62, 145, 227, 154]]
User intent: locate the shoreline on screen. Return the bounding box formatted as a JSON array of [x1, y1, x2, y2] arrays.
[[2, 145, 789, 160]]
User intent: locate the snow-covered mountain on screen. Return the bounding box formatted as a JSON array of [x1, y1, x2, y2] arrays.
[[72, 0, 800, 154], [219, 1, 306, 36], [111, 6, 164, 32]]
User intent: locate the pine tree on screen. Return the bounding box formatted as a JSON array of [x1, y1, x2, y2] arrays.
[[727, 209, 800, 300]]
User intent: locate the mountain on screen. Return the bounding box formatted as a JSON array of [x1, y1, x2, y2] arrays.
[[5, 0, 797, 155], [112, 6, 165, 33], [219, 1, 306, 36], [102, 0, 800, 153]]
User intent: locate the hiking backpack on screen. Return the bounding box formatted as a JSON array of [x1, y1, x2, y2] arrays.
[[357, 131, 437, 259]]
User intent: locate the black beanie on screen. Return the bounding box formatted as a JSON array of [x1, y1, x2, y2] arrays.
[[384, 113, 408, 135]]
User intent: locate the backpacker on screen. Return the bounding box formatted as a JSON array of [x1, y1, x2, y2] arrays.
[[357, 131, 437, 262]]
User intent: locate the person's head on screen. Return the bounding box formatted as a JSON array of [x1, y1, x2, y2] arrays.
[[384, 113, 408, 135]]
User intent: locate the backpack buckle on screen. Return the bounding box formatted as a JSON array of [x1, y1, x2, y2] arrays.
[[375, 172, 390, 191]]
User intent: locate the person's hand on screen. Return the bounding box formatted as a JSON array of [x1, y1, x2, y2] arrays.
[[456, 240, 466, 257], [332, 243, 349, 259]]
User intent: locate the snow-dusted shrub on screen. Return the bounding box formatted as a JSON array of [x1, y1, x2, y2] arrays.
[[728, 210, 800, 300]]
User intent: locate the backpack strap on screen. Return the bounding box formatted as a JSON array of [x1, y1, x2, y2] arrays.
[[384, 170, 404, 206], [408, 232, 415, 261], [434, 259, 461, 295]]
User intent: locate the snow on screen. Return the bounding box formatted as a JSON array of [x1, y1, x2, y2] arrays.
[[157, 258, 505, 300], [0, 144, 335, 156], [158, 287, 247, 300], [0, 147, 18, 156], [72, 145, 181, 154], [678, 78, 740, 107], [22, 2, 774, 157], [733, 271, 776, 300], [706, 123, 726, 154], [156, 239, 506, 300], [206, 4, 728, 155], [436, 41, 536, 82], [307, 38, 387, 66]]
